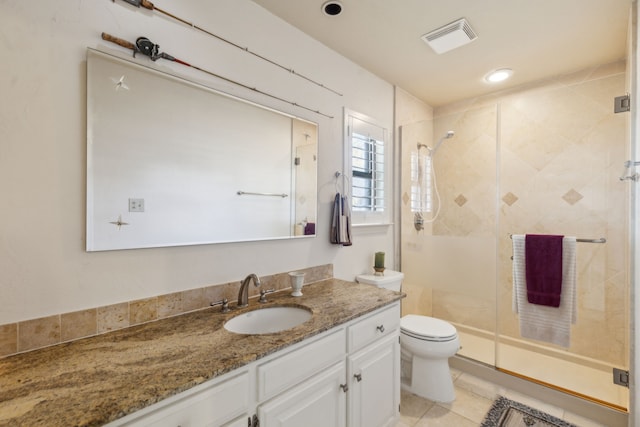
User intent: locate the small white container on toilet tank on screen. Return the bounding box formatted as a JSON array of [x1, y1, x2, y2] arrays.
[[356, 270, 460, 403]]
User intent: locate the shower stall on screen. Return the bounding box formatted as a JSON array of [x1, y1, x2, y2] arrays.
[[399, 60, 630, 411]]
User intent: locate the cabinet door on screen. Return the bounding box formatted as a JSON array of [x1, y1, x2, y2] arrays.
[[348, 334, 400, 427], [258, 362, 347, 427]]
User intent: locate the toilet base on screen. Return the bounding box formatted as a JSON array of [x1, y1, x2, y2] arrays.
[[402, 355, 455, 403]]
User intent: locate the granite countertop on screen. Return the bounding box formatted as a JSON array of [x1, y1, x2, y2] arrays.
[[0, 279, 403, 427]]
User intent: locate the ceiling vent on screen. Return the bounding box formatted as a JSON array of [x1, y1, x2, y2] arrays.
[[421, 18, 478, 54]]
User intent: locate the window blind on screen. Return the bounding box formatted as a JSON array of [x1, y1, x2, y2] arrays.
[[351, 131, 385, 212]]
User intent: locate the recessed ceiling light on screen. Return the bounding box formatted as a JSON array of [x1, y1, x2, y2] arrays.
[[322, 1, 343, 16], [485, 68, 513, 83]]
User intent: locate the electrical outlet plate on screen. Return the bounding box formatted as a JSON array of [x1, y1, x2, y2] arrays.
[[129, 198, 145, 212]]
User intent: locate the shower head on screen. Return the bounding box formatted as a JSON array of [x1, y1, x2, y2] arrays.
[[431, 130, 455, 154], [416, 131, 455, 155]]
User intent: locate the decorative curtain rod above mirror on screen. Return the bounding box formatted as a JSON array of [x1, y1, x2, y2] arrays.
[[111, 0, 343, 96], [101, 32, 334, 119]]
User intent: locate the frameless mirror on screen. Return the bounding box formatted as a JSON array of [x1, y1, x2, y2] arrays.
[[86, 49, 317, 251]]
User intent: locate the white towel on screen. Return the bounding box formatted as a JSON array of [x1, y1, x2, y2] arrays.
[[410, 151, 432, 214], [512, 234, 577, 347]]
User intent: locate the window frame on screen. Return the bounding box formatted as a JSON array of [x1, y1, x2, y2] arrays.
[[343, 109, 391, 226]]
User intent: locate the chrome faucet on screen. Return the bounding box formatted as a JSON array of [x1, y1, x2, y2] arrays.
[[237, 273, 261, 307]]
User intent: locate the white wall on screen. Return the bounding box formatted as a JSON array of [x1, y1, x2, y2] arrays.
[[0, 0, 394, 324]]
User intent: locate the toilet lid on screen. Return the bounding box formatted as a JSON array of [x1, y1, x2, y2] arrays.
[[400, 315, 458, 342]]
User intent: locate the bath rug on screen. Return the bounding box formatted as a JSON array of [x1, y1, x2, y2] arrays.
[[481, 396, 577, 427]]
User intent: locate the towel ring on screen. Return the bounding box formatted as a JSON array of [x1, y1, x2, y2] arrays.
[[334, 171, 350, 195]]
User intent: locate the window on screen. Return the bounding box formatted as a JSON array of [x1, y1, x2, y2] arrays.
[[410, 151, 432, 213], [344, 110, 390, 225]]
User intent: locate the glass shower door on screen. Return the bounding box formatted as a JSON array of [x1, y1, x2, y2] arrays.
[[399, 104, 499, 367], [400, 62, 630, 411], [495, 69, 630, 410]]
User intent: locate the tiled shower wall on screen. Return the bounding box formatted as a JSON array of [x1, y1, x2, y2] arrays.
[[402, 61, 629, 366]]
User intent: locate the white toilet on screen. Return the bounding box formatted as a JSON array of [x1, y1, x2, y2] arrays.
[[356, 270, 460, 403]]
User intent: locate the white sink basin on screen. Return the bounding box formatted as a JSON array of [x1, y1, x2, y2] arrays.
[[224, 306, 312, 334]]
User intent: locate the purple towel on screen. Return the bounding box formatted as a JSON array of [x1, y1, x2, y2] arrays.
[[525, 234, 564, 307], [304, 222, 315, 235]]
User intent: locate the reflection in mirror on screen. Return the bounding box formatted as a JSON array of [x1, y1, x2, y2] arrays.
[[86, 49, 317, 251]]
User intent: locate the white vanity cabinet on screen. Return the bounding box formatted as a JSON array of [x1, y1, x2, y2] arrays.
[[255, 328, 347, 427], [346, 304, 401, 427], [223, 416, 252, 427], [105, 369, 251, 427], [256, 302, 401, 427], [257, 362, 347, 427], [347, 334, 400, 427], [106, 302, 400, 427]]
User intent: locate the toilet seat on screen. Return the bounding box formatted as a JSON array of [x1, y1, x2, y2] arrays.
[[401, 315, 458, 342]]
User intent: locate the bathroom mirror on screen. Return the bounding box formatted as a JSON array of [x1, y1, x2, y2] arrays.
[[86, 49, 317, 251]]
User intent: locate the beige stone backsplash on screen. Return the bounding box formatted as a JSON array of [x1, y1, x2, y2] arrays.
[[0, 264, 332, 358]]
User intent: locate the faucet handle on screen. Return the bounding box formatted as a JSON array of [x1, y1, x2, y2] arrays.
[[210, 298, 230, 313], [259, 289, 276, 303]]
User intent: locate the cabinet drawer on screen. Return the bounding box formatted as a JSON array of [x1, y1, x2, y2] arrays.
[[347, 303, 400, 353], [222, 415, 252, 427], [111, 371, 250, 427], [257, 328, 345, 401]]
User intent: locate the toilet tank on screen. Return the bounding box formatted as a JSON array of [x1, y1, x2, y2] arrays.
[[355, 270, 404, 292]]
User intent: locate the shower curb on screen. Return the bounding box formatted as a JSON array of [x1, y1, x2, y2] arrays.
[[450, 355, 628, 427]]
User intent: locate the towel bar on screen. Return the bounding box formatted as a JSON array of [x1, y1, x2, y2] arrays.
[[237, 191, 288, 198], [509, 234, 606, 244]]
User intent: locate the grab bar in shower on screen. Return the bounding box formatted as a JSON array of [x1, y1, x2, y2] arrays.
[[509, 234, 606, 244]]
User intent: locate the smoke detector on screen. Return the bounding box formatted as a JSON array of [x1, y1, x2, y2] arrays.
[[421, 18, 478, 54]]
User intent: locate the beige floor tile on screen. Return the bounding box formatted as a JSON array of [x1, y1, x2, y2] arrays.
[[563, 411, 607, 427], [454, 372, 504, 400], [438, 387, 494, 423], [501, 390, 564, 419], [450, 367, 463, 381], [414, 404, 477, 427], [400, 389, 435, 426], [399, 370, 609, 427]]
